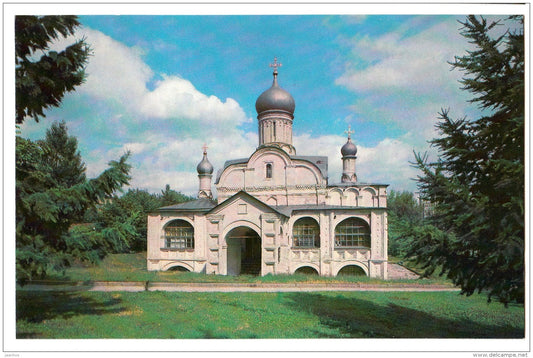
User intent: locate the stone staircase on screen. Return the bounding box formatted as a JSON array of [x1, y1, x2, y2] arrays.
[[388, 263, 420, 280]]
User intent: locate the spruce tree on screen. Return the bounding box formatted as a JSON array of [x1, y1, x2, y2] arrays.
[[16, 133, 131, 283], [411, 16, 524, 304], [15, 16, 132, 283], [38, 121, 86, 188], [15, 15, 90, 124]]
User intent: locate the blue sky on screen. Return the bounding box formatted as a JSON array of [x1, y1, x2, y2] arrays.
[[18, 11, 520, 196]]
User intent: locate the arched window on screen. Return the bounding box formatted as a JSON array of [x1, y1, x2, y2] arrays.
[[266, 163, 273, 179], [335, 217, 370, 248], [164, 220, 194, 249], [292, 217, 320, 248]]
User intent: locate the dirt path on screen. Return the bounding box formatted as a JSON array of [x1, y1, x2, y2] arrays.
[[19, 281, 459, 292]]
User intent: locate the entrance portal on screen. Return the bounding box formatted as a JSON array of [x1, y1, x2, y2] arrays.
[[226, 226, 261, 276]]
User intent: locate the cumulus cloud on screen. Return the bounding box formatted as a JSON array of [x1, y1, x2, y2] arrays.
[[140, 76, 249, 125], [80, 29, 152, 104], [47, 26, 250, 128]]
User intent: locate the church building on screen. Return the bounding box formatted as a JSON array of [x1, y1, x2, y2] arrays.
[[147, 59, 389, 278]]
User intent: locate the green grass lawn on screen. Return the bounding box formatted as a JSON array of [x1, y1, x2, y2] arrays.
[[43, 252, 452, 285], [17, 253, 524, 339], [16, 290, 524, 339]]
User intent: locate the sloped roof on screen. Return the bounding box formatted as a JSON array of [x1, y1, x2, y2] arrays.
[[215, 158, 248, 184], [157, 198, 217, 212], [291, 155, 328, 179]]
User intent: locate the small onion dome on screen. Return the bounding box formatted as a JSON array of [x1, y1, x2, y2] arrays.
[[341, 138, 357, 157], [255, 71, 295, 115], [197, 150, 213, 175]]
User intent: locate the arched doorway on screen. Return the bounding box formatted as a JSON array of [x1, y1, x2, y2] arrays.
[[226, 226, 261, 276]]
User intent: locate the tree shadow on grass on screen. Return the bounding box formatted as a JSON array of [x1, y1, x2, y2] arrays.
[[284, 293, 524, 338], [16, 290, 124, 338]]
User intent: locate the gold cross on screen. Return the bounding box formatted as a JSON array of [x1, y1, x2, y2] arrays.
[[270, 57, 282, 74], [202, 143, 208, 154], [344, 125, 354, 139]]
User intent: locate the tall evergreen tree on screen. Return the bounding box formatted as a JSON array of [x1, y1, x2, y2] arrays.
[[15, 16, 132, 283], [15, 15, 90, 124], [38, 121, 86, 188], [410, 16, 524, 304], [16, 133, 131, 283]]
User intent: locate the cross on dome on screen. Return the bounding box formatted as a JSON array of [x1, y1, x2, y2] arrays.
[[270, 57, 282, 75], [202, 143, 208, 154], [344, 125, 354, 140]]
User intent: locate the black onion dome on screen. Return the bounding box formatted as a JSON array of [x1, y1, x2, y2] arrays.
[[197, 152, 213, 175], [341, 138, 357, 157], [255, 74, 295, 115]]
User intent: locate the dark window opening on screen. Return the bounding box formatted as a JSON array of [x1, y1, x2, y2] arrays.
[[295, 266, 319, 275], [266, 163, 273, 179], [338, 265, 366, 276]]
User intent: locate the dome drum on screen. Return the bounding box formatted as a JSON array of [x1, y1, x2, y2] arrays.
[[257, 109, 295, 119]]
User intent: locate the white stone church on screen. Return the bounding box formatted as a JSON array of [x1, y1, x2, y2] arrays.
[[147, 59, 389, 278]]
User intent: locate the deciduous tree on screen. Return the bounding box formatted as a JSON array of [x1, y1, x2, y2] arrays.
[[387, 190, 424, 257]]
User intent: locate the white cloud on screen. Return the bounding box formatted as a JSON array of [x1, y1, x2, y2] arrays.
[[357, 138, 419, 191], [332, 16, 481, 189], [80, 28, 152, 104], [111, 131, 258, 196], [140, 76, 249, 126], [335, 17, 471, 139], [337, 19, 465, 96], [48, 26, 250, 129]]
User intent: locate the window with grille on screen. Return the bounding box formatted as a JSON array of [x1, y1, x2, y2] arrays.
[[164, 220, 194, 249], [293, 217, 320, 248], [334, 218, 370, 248]]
